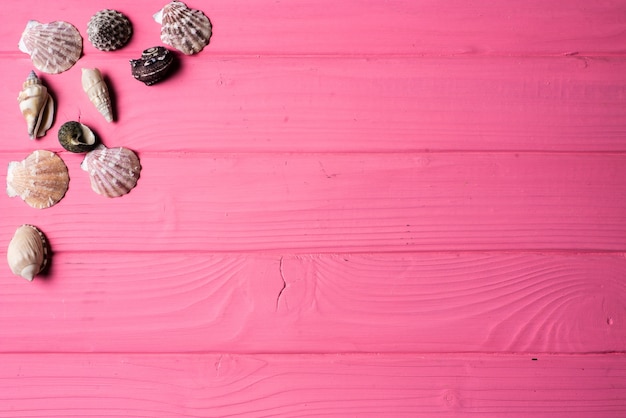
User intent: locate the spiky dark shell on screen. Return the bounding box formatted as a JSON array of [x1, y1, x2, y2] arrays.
[[87, 9, 132, 51]]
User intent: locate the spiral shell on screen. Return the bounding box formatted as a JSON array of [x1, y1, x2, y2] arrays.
[[18, 20, 82, 74], [58, 121, 98, 153], [129, 46, 175, 86], [87, 9, 132, 51], [6, 225, 49, 281], [6, 150, 70, 209], [154, 1, 212, 55], [81, 145, 141, 198], [81, 68, 113, 122], [17, 71, 55, 139]]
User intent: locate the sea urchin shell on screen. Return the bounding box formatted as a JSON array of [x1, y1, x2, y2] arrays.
[[6, 224, 49, 281], [6, 150, 69, 209], [87, 9, 132, 51]]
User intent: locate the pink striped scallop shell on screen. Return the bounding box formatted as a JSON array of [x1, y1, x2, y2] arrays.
[[19, 20, 83, 74], [81, 145, 141, 198], [154, 1, 212, 55]]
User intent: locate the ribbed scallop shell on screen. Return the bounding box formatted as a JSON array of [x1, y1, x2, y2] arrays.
[[6, 224, 49, 281], [6, 150, 69, 209], [81, 145, 141, 198], [154, 1, 212, 55], [87, 9, 132, 51], [81, 68, 113, 122], [19, 20, 83, 74], [17, 71, 55, 139]]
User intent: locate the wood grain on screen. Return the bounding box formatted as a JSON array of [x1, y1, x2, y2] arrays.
[[0, 252, 624, 353], [1, 0, 625, 56], [3, 57, 626, 153], [2, 152, 625, 253], [1, 353, 625, 417]]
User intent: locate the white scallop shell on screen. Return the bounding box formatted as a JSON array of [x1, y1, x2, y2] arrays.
[[81, 145, 141, 198], [82, 68, 113, 122], [17, 71, 55, 139], [6, 150, 70, 209], [6, 224, 49, 281], [154, 1, 212, 55], [19, 20, 83, 74]]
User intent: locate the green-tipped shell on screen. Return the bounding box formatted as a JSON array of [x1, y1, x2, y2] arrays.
[[58, 121, 97, 153]]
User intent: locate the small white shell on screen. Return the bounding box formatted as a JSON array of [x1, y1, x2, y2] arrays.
[[81, 145, 141, 198], [17, 71, 55, 139], [7, 150, 70, 209], [19, 20, 83, 74], [7, 224, 49, 281], [154, 1, 212, 55], [82, 68, 113, 122]]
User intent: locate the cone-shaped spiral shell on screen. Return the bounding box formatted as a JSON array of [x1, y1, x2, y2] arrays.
[[81, 68, 113, 122], [6, 150, 69, 209], [18, 20, 83, 74], [6, 224, 49, 281], [81, 145, 141, 198], [154, 1, 212, 55], [87, 9, 132, 51], [17, 71, 55, 139]]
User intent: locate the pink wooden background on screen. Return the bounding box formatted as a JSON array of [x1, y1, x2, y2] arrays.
[[1, 0, 626, 416]]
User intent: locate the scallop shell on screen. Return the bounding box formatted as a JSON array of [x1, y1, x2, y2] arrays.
[[129, 46, 175, 86], [18, 20, 83, 74], [154, 1, 212, 55], [58, 121, 98, 153], [6, 150, 69, 209], [7, 225, 49, 281], [87, 9, 132, 51], [17, 71, 55, 139], [81, 145, 141, 198], [81, 68, 113, 122]]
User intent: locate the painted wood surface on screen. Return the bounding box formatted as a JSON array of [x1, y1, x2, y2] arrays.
[[1, 0, 625, 416]]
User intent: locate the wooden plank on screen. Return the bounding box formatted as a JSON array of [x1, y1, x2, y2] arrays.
[[1, 0, 625, 56], [1, 252, 624, 353], [0, 353, 624, 417], [2, 152, 626, 253], [4, 57, 626, 153]]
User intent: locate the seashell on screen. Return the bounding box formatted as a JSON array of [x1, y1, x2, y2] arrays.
[[81, 145, 141, 198], [18, 20, 82, 74], [129, 46, 175, 86], [58, 121, 98, 153], [81, 68, 113, 122], [154, 1, 212, 55], [17, 71, 55, 139], [6, 150, 69, 209], [6, 224, 49, 281], [87, 9, 132, 51]]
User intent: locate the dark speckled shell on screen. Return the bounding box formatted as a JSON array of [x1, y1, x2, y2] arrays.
[[129, 46, 175, 86], [58, 121, 98, 153]]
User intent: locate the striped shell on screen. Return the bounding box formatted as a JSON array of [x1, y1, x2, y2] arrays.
[[6, 224, 49, 281], [87, 9, 132, 51], [129, 46, 175, 86], [81, 145, 141, 198], [6, 150, 69, 209], [154, 1, 212, 55], [18, 20, 82, 74], [17, 71, 55, 139]]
